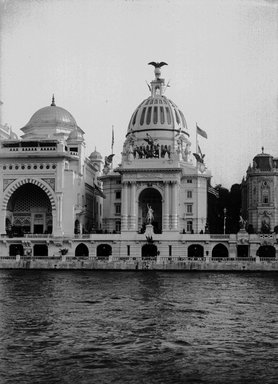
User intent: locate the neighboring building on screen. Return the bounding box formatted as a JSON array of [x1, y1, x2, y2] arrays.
[[242, 148, 278, 233], [100, 64, 211, 235], [0, 96, 104, 238]]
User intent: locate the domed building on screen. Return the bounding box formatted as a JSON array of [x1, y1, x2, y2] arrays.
[[100, 64, 211, 236], [242, 147, 278, 233], [0, 97, 104, 256]]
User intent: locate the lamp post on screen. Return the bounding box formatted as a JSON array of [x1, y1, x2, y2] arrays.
[[223, 208, 227, 234]]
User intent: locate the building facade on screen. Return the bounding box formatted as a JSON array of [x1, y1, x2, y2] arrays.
[[0, 97, 103, 242], [242, 148, 278, 233], [100, 65, 210, 235]]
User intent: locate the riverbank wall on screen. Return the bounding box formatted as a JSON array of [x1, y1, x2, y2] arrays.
[[1, 256, 278, 271]]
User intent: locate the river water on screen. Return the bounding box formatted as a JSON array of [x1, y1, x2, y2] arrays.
[[0, 270, 278, 384]]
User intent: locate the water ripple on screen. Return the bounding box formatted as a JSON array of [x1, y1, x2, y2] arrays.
[[0, 271, 278, 383]]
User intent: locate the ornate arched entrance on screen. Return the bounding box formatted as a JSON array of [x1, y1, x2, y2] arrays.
[[5, 183, 53, 236], [138, 188, 162, 233]]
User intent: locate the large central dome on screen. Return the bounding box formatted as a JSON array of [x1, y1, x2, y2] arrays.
[[122, 64, 190, 163], [125, 64, 189, 148]]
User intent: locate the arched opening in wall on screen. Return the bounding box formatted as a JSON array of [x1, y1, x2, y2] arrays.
[[5, 218, 12, 236], [74, 220, 81, 234], [256, 245, 276, 258], [97, 244, 112, 259], [237, 245, 249, 258], [188, 244, 204, 258], [142, 244, 157, 259], [138, 188, 162, 234], [33, 244, 48, 257], [75, 243, 89, 257], [6, 183, 53, 236], [9, 244, 24, 256], [212, 244, 229, 258]]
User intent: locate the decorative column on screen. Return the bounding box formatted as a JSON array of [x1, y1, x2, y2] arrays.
[[171, 182, 178, 230], [121, 182, 128, 231], [0, 209, 6, 234], [163, 182, 170, 231], [130, 182, 137, 231], [54, 192, 63, 236]]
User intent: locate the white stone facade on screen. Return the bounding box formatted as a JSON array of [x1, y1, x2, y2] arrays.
[[0, 98, 103, 239]]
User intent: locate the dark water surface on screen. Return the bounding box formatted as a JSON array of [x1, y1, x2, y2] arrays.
[[0, 271, 278, 384]]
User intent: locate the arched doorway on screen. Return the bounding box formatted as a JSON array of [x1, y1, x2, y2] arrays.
[[188, 244, 204, 258], [75, 243, 89, 257], [142, 244, 158, 259], [138, 188, 162, 234], [6, 184, 53, 235], [257, 245, 276, 258], [212, 244, 229, 258], [9, 244, 24, 256], [33, 244, 48, 257], [237, 245, 249, 258], [97, 244, 112, 259]]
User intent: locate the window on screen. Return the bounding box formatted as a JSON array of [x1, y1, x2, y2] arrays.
[[116, 221, 121, 232], [115, 191, 121, 199], [160, 107, 165, 124], [146, 107, 152, 125], [187, 220, 193, 232], [187, 190, 192, 199], [140, 107, 146, 125], [187, 179, 192, 183], [187, 204, 193, 214], [169, 245, 172, 256], [153, 107, 158, 124], [127, 245, 130, 256], [115, 203, 121, 215]]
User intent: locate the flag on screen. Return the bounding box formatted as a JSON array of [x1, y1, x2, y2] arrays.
[[111, 126, 114, 149], [196, 125, 207, 139], [208, 186, 219, 198]]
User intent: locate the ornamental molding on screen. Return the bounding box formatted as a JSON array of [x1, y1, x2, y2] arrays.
[[42, 178, 55, 191], [3, 179, 16, 191]]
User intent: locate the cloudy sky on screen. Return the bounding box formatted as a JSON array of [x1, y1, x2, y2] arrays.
[[1, 0, 278, 188]]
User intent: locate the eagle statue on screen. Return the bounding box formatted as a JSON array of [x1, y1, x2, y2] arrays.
[[104, 154, 115, 167], [148, 62, 168, 68]]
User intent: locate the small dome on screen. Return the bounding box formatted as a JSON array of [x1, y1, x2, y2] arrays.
[[25, 105, 77, 129], [67, 128, 84, 142], [89, 148, 102, 160], [20, 96, 82, 140], [253, 148, 273, 171]]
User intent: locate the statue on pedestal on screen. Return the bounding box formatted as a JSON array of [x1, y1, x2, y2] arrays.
[[146, 204, 154, 224]]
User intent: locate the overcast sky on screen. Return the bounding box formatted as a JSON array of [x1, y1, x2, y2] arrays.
[[1, 0, 278, 188]]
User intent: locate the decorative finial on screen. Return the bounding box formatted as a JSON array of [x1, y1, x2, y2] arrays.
[[262, 146, 264, 154], [51, 94, 56, 106]]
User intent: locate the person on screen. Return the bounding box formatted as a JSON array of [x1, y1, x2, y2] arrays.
[[146, 205, 154, 224]]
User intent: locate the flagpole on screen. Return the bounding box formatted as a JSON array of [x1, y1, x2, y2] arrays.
[[196, 123, 198, 233], [111, 125, 114, 170]]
